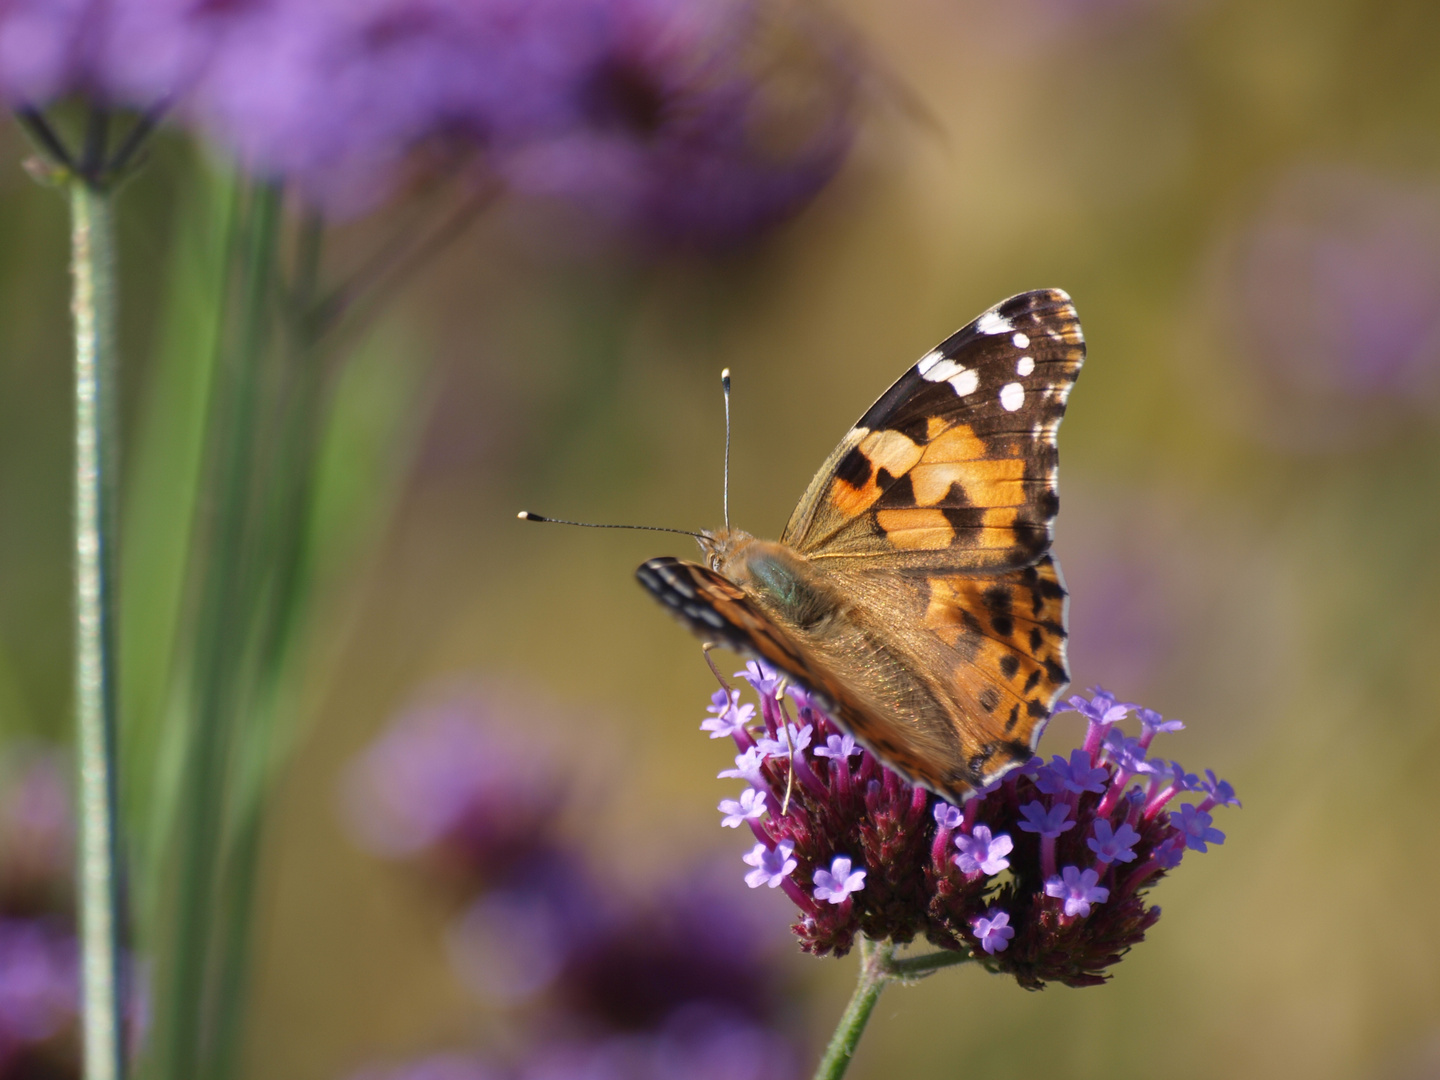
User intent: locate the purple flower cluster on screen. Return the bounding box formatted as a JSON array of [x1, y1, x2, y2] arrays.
[[3, 0, 856, 242], [710, 662, 1238, 988], [351, 1004, 800, 1080], [0, 917, 78, 1076], [343, 687, 804, 1080], [1217, 166, 1440, 446], [0, 748, 79, 1079]]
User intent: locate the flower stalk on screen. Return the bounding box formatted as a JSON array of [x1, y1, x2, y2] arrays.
[[70, 174, 127, 1080], [812, 937, 893, 1080]]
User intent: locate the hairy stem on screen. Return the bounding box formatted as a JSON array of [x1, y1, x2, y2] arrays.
[[811, 938, 896, 1080], [70, 178, 127, 1080]]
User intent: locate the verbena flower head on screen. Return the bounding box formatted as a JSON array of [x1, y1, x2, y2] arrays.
[[1219, 165, 1440, 447], [0, 746, 74, 916], [0, 917, 78, 1073], [0, 0, 261, 108], [341, 689, 564, 879], [705, 662, 1238, 988], [497, 0, 857, 250]]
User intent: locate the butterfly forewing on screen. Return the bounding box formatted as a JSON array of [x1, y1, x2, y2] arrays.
[[781, 289, 1083, 571]]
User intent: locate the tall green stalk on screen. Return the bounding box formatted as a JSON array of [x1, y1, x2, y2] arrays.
[[70, 178, 127, 1080], [158, 181, 284, 1080]]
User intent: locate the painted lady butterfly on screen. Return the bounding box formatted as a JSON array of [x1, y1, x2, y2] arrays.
[[636, 289, 1084, 802]]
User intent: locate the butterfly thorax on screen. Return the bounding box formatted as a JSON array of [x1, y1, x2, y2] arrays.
[[698, 529, 841, 631]]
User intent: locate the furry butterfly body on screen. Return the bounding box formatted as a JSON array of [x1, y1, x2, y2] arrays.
[[638, 289, 1084, 802]]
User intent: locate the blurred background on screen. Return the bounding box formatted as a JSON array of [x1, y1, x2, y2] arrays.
[[2, 0, 1440, 1077]]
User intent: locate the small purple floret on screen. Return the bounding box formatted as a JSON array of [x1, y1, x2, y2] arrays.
[[1199, 770, 1241, 808], [1018, 801, 1074, 838], [1058, 686, 1131, 726], [971, 910, 1015, 955], [813, 733, 859, 760], [736, 661, 783, 699], [1137, 707, 1185, 736], [718, 788, 767, 828], [953, 826, 1013, 876], [1048, 749, 1109, 795], [932, 802, 963, 830], [701, 688, 754, 738], [1087, 819, 1141, 864], [742, 840, 796, 889], [756, 723, 812, 760], [1044, 866, 1109, 918], [1171, 804, 1226, 853], [718, 747, 766, 784], [812, 856, 866, 905], [1102, 730, 1154, 775]]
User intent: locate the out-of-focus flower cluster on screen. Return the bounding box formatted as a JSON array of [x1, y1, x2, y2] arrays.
[[341, 688, 803, 1080], [709, 662, 1238, 989], [0, 746, 79, 1079], [1, 0, 857, 244], [1214, 165, 1440, 449]]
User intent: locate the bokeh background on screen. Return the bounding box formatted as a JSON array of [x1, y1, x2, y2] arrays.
[[3, 0, 1440, 1077]]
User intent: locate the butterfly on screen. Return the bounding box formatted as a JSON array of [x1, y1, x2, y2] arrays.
[[636, 289, 1084, 803]]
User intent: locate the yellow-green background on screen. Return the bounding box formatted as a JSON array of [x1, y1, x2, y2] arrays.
[[3, 0, 1439, 1076]]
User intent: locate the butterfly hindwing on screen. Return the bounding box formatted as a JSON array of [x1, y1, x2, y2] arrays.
[[781, 289, 1083, 571]]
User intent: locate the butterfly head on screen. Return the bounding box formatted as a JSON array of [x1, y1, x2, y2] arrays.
[[696, 527, 755, 573]]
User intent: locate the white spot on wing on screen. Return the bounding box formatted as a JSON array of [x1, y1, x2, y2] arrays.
[[1016, 356, 1035, 377], [976, 311, 1013, 336], [1012, 332, 1030, 349], [921, 358, 965, 383], [949, 369, 979, 396], [999, 382, 1025, 411], [916, 351, 943, 376]]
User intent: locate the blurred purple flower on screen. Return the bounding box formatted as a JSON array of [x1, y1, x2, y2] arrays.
[[515, 1005, 801, 1080], [446, 869, 589, 1006], [552, 865, 789, 1031], [5, 0, 857, 240], [341, 690, 563, 878], [498, 0, 857, 251], [0, 917, 78, 1070], [1217, 166, 1440, 446], [0, 0, 261, 108], [0, 746, 74, 914], [701, 666, 1238, 988], [348, 1053, 503, 1080]]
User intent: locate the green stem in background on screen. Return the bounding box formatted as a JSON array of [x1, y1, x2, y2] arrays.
[[70, 178, 127, 1080], [158, 181, 284, 1080], [811, 940, 975, 1080]]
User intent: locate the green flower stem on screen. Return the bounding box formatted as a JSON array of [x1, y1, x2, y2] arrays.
[[70, 178, 127, 1080], [811, 938, 895, 1080], [811, 940, 975, 1080]]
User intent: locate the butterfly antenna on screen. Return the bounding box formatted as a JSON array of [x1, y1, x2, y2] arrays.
[[721, 368, 732, 531], [517, 511, 702, 539]]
